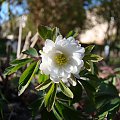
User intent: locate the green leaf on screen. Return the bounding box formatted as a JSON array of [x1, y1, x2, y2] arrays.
[[30, 97, 44, 119], [38, 25, 53, 40], [35, 79, 52, 91], [85, 45, 95, 54], [66, 30, 78, 38], [10, 58, 33, 65], [90, 61, 94, 74], [52, 27, 60, 42], [70, 82, 82, 103], [97, 97, 120, 120], [18, 61, 40, 96], [55, 101, 80, 120], [31, 97, 44, 110], [84, 61, 91, 70], [4, 58, 33, 75], [44, 83, 57, 112], [83, 73, 100, 88], [4, 66, 15, 75], [22, 47, 38, 57], [78, 79, 95, 102], [59, 81, 73, 99], [97, 82, 119, 96], [52, 107, 63, 120], [38, 73, 49, 83], [83, 54, 103, 62], [56, 92, 70, 103]]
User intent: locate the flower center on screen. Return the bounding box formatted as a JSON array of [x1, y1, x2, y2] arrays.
[[54, 53, 68, 66]]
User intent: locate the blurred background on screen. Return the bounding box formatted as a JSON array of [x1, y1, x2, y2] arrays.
[[0, 0, 120, 119], [0, 0, 120, 65]]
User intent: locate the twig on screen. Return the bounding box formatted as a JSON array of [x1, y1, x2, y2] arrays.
[[19, 31, 32, 59], [19, 32, 39, 59], [22, 31, 31, 51], [30, 32, 39, 48], [17, 22, 22, 58]]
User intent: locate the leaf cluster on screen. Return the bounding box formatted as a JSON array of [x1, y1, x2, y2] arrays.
[[4, 26, 119, 120]]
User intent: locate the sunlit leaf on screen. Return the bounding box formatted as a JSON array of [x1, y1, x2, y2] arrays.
[[52, 27, 60, 41], [44, 83, 57, 112], [35, 79, 52, 91], [83, 54, 103, 62], [66, 30, 78, 38], [38, 73, 49, 83], [18, 61, 40, 96], [85, 45, 95, 54], [59, 81, 73, 99], [4, 58, 33, 75]]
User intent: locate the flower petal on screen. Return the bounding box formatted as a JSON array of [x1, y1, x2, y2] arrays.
[[50, 76, 61, 83], [55, 35, 63, 44], [43, 40, 54, 53], [40, 63, 50, 75], [39, 35, 85, 84], [68, 77, 77, 86]]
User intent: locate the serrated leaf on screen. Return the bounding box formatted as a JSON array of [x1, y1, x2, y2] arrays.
[[83, 54, 103, 62], [59, 81, 73, 99], [18, 61, 40, 96], [4, 59, 33, 75], [22, 47, 38, 57], [44, 83, 57, 112], [38, 25, 53, 40], [35, 79, 52, 91], [85, 45, 95, 54]]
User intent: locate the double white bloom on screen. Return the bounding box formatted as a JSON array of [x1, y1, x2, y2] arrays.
[[40, 35, 85, 84]]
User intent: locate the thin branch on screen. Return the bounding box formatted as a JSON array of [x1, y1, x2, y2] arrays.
[[30, 32, 39, 48], [19, 31, 32, 59], [19, 32, 39, 59], [22, 31, 32, 51], [17, 23, 22, 58]]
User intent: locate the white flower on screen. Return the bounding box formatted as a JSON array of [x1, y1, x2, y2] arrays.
[[39, 35, 85, 84]]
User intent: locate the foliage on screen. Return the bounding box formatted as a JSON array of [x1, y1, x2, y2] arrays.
[[3, 26, 120, 120]]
